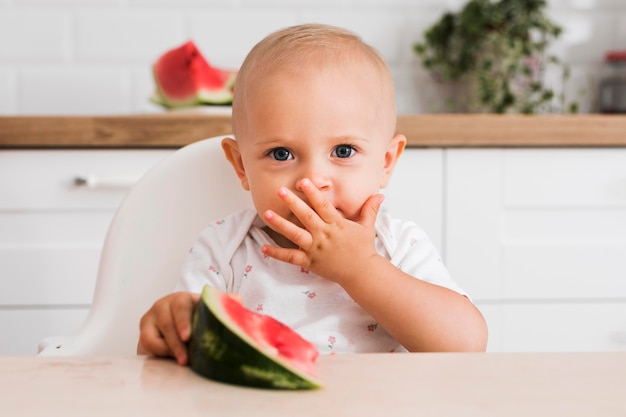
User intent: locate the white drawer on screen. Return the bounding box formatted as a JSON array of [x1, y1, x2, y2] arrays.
[[484, 302, 626, 352], [0, 308, 89, 356], [0, 212, 113, 305], [0, 149, 173, 210], [503, 149, 626, 208], [447, 149, 626, 301]]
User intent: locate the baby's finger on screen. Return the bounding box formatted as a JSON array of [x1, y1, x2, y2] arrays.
[[263, 210, 312, 248], [138, 314, 173, 358], [171, 293, 200, 342], [359, 194, 385, 228], [262, 244, 309, 269], [276, 186, 324, 231], [297, 179, 339, 223], [155, 304, 189, 365]]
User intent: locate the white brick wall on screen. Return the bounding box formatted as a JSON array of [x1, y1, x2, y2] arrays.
[[0, 0, 624, 115]]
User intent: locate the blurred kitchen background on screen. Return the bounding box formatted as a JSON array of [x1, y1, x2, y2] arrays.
[[0, 0, 625, 115]]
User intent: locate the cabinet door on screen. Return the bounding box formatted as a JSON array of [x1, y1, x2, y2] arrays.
[[446, 148, 626, 352], [484, 302, 626, 352], [382, 148, 444, 252], [0, 149, 173, 355]]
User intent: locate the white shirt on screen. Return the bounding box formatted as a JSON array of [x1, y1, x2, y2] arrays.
[[177, 209, 467, 354]]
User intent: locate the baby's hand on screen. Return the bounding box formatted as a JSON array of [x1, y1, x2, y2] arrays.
[[261, 178, 384, 284], [137, 291, 200, 366]]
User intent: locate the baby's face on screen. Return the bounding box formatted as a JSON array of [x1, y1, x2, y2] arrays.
[[231, 61, 403, 230]]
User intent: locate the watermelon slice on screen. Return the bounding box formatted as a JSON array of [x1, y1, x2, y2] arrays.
[[150, 41, 237, 108], [188, 285, 322, 390]]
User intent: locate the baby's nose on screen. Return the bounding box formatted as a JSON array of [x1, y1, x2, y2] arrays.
[[309, 172, 332, 190], [299, 164, 332, 191]]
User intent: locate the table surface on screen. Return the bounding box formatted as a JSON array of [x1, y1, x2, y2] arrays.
[[1, 352, 625, 416]]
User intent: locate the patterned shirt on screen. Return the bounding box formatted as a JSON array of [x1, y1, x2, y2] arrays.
[[177, 209, 467, 354]]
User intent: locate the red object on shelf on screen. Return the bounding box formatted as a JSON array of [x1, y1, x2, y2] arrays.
[[605, 50, 626, 63], [599, 50, 626, 113]]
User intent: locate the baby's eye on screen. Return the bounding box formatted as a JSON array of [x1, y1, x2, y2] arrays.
[[332, 144, 356, 159], [269, 147, 293, 161]]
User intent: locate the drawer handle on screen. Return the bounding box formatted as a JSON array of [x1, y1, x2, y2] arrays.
[[73, 174, 142, 189]]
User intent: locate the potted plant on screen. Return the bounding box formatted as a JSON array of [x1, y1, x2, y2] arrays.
[[413, 0, 578, 114]]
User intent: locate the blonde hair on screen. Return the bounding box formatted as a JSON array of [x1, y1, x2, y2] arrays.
[[232, 23, 395, 136]]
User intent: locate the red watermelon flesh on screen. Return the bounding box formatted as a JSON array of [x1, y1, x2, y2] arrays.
[[221, 292, 319, 375], [151, 41, 237, 108]]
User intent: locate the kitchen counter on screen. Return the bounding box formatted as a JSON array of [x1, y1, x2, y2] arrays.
[[1, 114, 625, 148]]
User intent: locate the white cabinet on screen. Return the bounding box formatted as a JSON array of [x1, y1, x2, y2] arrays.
[[382, 148, 444, 251], [446, 149, 626, 352], [0, 149, 173, 355], [2, 146, 625, 355]]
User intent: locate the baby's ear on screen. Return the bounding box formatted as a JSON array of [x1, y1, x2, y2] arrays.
[[379, 134, 406, 188], [221, 138, 250, 191]]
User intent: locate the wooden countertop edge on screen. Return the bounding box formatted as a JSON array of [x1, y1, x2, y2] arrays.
[[1, 114, 625, 148]]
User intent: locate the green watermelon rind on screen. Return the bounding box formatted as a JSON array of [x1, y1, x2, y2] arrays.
[[149, 90, 234, 108], [188, 285, 323, 390]]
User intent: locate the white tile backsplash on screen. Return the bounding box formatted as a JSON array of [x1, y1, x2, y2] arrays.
[[129, 0, 234, 6], [0, 69, 17, 114], [188, 11, 297, 69], [294, 12, 406, 64], [16, 0, 124, 5], [549, 0, 626, 9], [240, 0, 348, 7], [0, 0, 624, 115], [549, 12, 619, 64], [75, 11, 187, 63], [356, 0, 462, 8], [618, 15, 626, 44], [19, 68, 131, 114], [132, 66, 164, 114], [0, 11, 71, 63]]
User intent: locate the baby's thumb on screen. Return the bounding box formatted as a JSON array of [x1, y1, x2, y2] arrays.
[[360, 194, 385, 227]]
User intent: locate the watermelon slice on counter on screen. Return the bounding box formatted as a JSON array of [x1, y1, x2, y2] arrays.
[[150, 41, 237, 109], [188, 285, 323, 390]]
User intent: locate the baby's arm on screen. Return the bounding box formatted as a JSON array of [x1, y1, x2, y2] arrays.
[[137, 291, 200, 365], [261, 179, 488, 352]]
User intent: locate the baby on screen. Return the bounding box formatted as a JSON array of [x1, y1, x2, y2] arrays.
[[138, 23, 488, 365]]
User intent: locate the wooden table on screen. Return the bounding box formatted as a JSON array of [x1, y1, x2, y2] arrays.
[[1, 353, 625, 416]]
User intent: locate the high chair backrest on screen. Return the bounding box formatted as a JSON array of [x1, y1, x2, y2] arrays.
[[39, 136, 253, 356]]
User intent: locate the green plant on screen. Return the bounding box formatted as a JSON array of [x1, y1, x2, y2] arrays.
[[414, 0, 578, 114]]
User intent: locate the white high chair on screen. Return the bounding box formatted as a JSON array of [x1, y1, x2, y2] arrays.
[[38, 136, 253, 356]]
